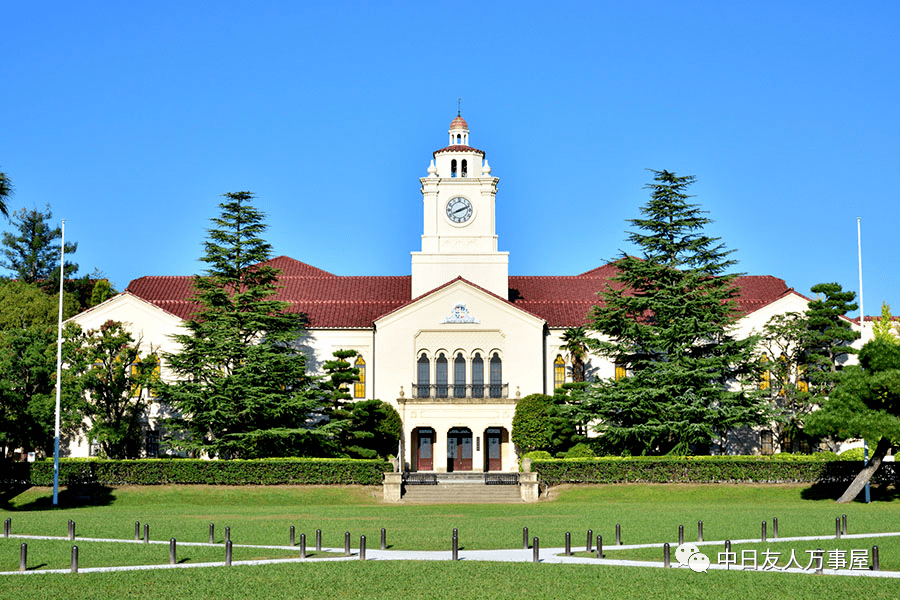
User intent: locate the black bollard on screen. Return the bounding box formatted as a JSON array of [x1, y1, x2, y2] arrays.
[[170, 538, 176, 565], [209, 523, 215, 544], [678, 524, 684, 545], [523, 526, 529, 549], [225, 540, 232, 566], [300, 533, 306, 559], [663, 543, 670, 568], [872, 545, 880, 571], [290, 525, 295, 546], [725, 539, 731, 553], [616, 523, 622, 545], [19, 543, 26, 571], [69, 519, 75, 541], [316, 529, 322, 552], [359, 535, 366, 561], [381, 527, 386, 550], [815, 548, 824, 574], [586, 529, 593, 552], [698, 520, 703, 542], [344, 531, 351, 556], [135, 521, 140, 541], [452, 532, 458, 561], [565, 531, 571, 556], [596, 535, 603, 559], [71, 545, 78, 573], [761, 521, 767, 542], [773, 517, 778, 539], [143, 523, 149, 544], [835, 517, 841, 539], [225, 526, 230, 544], [4, 517, 9, 538], [533, 537, 539, 563], [842, 514, 848, 535]]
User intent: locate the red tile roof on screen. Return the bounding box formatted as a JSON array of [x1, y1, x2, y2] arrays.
[[433, 145, 485, 157], [125, 260, 794, 329]]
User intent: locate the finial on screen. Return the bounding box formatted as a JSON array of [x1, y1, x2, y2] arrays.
[[399, 386, 405, 398], [457, 98, 461, 116]]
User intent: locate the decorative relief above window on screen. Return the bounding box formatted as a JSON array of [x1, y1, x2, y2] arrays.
[[441, 303, 480, 324]]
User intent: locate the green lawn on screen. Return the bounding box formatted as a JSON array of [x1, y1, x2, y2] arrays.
[[0, 483, 898, 599]]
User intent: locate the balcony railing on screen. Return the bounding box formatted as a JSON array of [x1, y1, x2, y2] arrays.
[[411, 383, 508, 399]]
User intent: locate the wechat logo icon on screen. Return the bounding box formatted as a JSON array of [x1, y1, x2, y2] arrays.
[[675, 543, 710, 573]]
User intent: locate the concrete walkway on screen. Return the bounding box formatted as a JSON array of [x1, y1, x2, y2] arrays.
[[2, 532, 899, 578]]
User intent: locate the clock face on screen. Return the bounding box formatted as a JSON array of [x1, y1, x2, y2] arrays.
[[446, 197, 473, 223]]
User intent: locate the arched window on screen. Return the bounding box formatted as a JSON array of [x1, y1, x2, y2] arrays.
[[436, 353, 448, 397], [454, 353, 466, 398], [472, 353, 484, 398], [489, 353, 502, 398], [758, 355, 771, 391], [553, 355, 565, 390], [451, 159, 457, 178], [760, 430, 774, 455], [456, 134, 461, 144], [461, 159, 468, 178], [417, 354, 430, 398], [615, 361, 627, 381], [354, 355, 366, 399]]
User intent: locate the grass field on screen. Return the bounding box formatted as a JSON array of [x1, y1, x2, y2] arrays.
[[1, 482, 898, 599]]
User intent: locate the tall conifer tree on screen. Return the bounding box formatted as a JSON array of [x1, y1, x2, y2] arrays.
[[585, 170, 767, 455], [161, 192, 329, 458]]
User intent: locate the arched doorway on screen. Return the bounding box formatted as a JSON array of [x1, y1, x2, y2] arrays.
[[447, 427, 473, 472], [484, 427, 504, 472], [414, 428, 435, 471]]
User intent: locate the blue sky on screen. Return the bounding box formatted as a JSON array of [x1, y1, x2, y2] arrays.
[[2, 1, 897, 319]]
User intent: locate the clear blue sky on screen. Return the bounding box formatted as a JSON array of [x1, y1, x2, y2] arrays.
[[3, 1, 897, 319]]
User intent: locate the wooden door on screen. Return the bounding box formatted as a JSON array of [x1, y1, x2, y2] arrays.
[[447, 428, 472, 472], [486, 428, 502, 471], [417, 429, 434, 471]]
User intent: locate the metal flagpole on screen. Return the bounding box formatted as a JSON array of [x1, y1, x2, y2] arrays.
[[52, 220, 65, 506], [857, 217, 870, 504], [857, 217, 865, 341]]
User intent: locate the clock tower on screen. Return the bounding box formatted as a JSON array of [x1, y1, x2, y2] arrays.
[[411, 114, 509, 298]]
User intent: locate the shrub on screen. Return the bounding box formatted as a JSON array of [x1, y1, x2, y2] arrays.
[[838, 447, 866, 462], [511, 394, 554, 454], [563, 443, 595, 459], [530, 455, 898, 486], [3, 458, 390, 486], [524, 450, 553, 460]]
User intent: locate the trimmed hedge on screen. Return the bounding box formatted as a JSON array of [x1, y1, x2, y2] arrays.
[[1, 458, 391, 486], [533, 456, 899, 486]]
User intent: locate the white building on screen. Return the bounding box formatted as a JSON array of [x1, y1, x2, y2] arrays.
[[68, 114, 836, 468]]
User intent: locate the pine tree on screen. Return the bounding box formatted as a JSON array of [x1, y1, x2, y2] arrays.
[[584, 170, 767, 455], [0, 170, 12, 218], [1, 205, 78, 285], [803, 283, 859, 394], [160, 192, 328, 458], [806, 338, 900, 502]]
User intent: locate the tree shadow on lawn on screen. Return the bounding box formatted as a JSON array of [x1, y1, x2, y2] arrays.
[[4, 484, 116, 510], [801, 482, 900, 503], [0, 484, 32, 507]]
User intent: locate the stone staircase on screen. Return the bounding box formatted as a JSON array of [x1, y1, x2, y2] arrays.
[[400, 472, 523, 503]]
